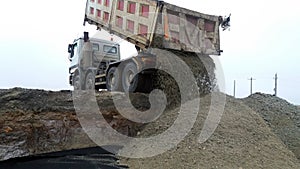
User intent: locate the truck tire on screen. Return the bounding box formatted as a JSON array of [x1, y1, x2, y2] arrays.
[[122, 62, 139, 92], [106, 67, 121, 91], [85, 71, 95, 90], [73, 74, 82, 90]]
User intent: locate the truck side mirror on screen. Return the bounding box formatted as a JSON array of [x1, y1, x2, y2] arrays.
[[68, 44, 73, 53]]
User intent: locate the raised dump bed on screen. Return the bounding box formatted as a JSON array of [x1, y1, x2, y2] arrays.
[[84, 0, 222, 55]]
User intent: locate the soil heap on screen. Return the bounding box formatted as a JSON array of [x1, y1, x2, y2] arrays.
[[242, 93, 300, 159], [121, 94, 300, 169], [0, 88, 146, 160]]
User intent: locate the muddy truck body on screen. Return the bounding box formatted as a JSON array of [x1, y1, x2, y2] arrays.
[[68, 0, 224, 92]]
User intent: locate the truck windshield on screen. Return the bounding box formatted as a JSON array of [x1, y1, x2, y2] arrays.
[[70, 43, 78, 59], [103, 45, 117, 54]]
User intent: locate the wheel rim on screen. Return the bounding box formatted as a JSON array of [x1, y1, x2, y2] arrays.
[[122, 62, 138, 92], [74, 82, 80, 90], [85, 73, 94, 90], [125, 70, 134, 89], [74, 76, 80, 90], [109, 73, 116, 89]]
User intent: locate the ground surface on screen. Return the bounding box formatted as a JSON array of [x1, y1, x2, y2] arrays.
[[0, 88, 299, 168]]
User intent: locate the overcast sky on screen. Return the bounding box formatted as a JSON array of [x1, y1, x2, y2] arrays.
[[0, 0, 299, 104]]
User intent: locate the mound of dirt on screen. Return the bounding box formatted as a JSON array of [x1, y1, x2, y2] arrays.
[[242, 93, 300, 159], [121, 94, 300, 169], [0, 88, 74, 113], [0, 88, 147, 161], [0, 88, 95, 161], [1, 88, 299, 168]]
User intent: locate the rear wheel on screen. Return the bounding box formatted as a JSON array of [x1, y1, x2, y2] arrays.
[[85, 72, 95, 90], [106, 67, 121, 91], [122, 62, 139, 92]]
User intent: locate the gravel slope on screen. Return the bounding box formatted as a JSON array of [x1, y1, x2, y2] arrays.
[[242, 93, 300, 159], [121, 94, 300, 169]]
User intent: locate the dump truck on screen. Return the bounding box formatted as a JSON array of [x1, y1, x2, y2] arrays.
[[68, 0, 227, 92]]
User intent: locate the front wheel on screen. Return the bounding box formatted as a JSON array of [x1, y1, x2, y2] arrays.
[[85, 72, 95, 90], [73, 74, 82, 90]]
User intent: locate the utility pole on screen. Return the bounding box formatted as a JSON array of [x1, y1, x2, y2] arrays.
[[248, 77, 256, 95], [274, 73, 278, 96], [233, 80, 236, 98]]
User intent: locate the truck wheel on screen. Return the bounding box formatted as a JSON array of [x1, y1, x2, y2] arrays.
[[73, 74, 82, 90], [106, 67, 121, 91], [85, 72, 95, 90], [122, 62, 138, 92]]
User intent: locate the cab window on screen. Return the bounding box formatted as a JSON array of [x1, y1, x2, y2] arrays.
[[92, 43, 99, 51], [103, 45, 117, 54]]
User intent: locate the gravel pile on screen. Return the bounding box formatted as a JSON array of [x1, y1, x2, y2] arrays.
[[242, 93, 300, 159], [121, 94, 300, 169]]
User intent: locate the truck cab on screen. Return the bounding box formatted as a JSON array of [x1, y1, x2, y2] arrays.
[[68, 32, 120, 90]]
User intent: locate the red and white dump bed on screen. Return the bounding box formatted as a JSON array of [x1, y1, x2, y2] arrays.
[[84, 0, 222, 55]]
